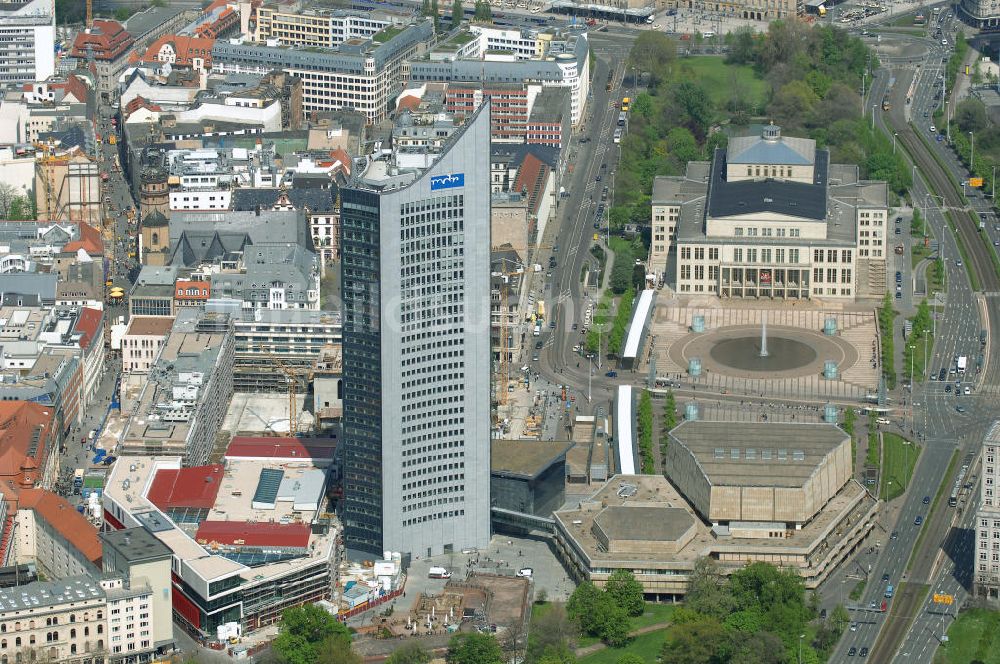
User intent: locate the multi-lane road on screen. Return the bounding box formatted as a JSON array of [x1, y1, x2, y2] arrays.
[[827, 21, 1000, 662]]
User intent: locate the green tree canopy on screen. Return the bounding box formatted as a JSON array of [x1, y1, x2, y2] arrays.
[[446, 632, 503, 664], [660, 616, 729, 664], [684, 558, 733, 618], [451, 0, 463, 28], [956, 97, 989, 133], [273, 605, 352, 664], [385, 642, 432, 664], [605, 570, 645, 617], [526, 603, 577, 663]]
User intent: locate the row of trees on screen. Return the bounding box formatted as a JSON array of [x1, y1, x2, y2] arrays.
[[903, 299, 933, 382], [422, 0, 492, 32], [879, 292, 897, 389], [660, 390, 677, 470], [637, 389, 654, 473], [606, 287, 635, 356]]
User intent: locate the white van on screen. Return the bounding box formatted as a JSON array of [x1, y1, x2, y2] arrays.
[[702, 30, 715, 38], [876, 417, 891, 425]]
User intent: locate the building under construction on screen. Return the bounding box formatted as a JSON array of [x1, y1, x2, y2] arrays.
[[34, 153, 102, 224]]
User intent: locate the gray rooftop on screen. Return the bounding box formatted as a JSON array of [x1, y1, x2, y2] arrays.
[[708, 147, 829, 221], [669, 421, 849, 488], [124, 5, 189, 39], [0, 576, 102, 613], [727, 125, 815, 166], [530, 87, 569, 124], [593, 505, 695, 542], [101, 527, 172, 563], [491, 439, 573, 479], [211, 19, 433, 74]]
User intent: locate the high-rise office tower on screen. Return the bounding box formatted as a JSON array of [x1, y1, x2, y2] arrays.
[[340, 106, 492, 558]]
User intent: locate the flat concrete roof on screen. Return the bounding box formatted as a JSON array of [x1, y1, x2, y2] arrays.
[[594, 505, 694, 542], [491, 439, 572, 479], [669, 421, 849, 488]]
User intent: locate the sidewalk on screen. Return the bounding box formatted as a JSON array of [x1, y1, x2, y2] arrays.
[[573, 622, 673, 658]]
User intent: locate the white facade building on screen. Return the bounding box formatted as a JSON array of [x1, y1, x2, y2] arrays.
[[0, 0, 56, 84]]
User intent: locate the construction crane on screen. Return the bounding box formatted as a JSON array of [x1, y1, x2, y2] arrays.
[[268, 353, 314, 434]]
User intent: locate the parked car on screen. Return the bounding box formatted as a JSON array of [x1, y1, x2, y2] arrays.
[[605, 370, 618, 378]]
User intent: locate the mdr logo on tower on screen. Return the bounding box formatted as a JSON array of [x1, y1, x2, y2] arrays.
[[430, 173, 465, 191]]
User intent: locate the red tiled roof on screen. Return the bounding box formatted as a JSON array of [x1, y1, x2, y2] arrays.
[[71, 20, 134, 61], [74, 307, 103, 351], [63, 75, 91, 104], [0, 402, 54, 492], [17, 489, 102, 565], [397, 95, 421, 112], [147, 465, 224, 510], [195, 521, 311, 548], [175, 280, 210, 301], [142, 35, 216, 68], [226, 436, 337, 461], [513, 153, 549, 216], [330, 148, 352, 176], [62, 221, 104, 255]]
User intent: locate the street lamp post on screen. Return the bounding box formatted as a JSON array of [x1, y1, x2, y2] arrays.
[[970, 130, 976, 169], [872, 105, 876, 130], [893, 131, 898, 155], [946, 100, 951, 142], [798, 634, 805, 664]]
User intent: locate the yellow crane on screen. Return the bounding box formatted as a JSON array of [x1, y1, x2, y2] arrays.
[[268, 353, 314, 434]]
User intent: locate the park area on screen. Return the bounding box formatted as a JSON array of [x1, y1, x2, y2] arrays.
[[880, 433, 920, 501], [936, 609, 1000, 663]]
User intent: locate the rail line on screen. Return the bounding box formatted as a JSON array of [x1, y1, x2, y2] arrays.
[[885, 70, 1000, 292]]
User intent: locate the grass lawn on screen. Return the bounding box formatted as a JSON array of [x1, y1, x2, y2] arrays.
[[909, 332, 934, 383], [889, 11, 922, 26], [880, 433, 921, 501], [936, 608, 1000, 664], [633, 603, 676, 630], [849, 579, 867, 601], [579, 629, 667, 664], [675, 56, 767, 109]]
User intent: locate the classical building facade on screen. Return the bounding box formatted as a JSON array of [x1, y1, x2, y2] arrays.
[[650, 125, 889, 301]]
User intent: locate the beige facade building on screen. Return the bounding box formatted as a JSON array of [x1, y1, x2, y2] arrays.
[[101, 529, 175, 658], [650, 125, 889, 301], [122, 316, 175, 374], [659, 0, 800, 20], [554, 421, 878, 598], [254, 6, 391, 48], [664, 420, 853, 526], [0, 577, 108, 664]]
